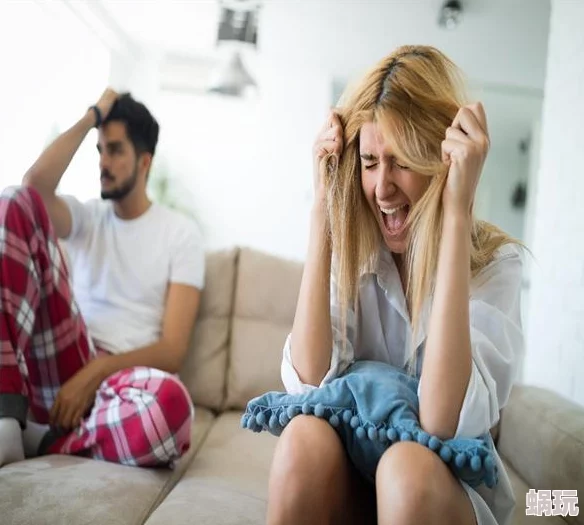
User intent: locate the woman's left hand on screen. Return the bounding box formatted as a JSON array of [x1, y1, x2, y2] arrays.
[[441, 102, 490, 216]]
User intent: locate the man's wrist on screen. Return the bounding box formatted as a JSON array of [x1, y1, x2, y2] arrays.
[[88, 105, 103, 128], [81, 109, 98, 130], [94, 354, 116, 381]]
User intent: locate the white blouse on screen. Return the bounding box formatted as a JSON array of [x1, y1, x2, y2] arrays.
[[281, 243, 524, 525]]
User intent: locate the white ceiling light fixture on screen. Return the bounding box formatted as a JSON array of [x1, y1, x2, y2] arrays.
[[207, 0, 261, 97], [438, 0, 463, 30], [208, 51, 256, 97]]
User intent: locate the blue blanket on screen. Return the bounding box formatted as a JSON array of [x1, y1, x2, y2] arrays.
[[242, 361, 497, 488]]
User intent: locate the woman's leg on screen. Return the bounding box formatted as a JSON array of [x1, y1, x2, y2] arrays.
[[43, 366, 194, 467], [376, 441, 476, 525], [0, 186, 93, 427], [267, 415, 376, 525]]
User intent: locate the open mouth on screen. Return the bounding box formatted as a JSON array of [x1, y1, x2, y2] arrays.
[[379, 203, 410, 237]]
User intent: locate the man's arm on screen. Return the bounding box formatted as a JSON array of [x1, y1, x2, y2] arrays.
[[50, 282, 201, 430], [99, 283, 202, 376], [22, 88, 119, 238]]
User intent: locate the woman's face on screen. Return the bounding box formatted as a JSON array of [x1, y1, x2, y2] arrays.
[[360, 121, 430, 254]]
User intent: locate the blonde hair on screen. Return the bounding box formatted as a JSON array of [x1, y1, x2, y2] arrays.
[[323, 45, 516, 370]]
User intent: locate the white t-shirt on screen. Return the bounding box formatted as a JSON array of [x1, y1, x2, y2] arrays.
[[62, 196, 205, 355], [281, 243, 524, 525]]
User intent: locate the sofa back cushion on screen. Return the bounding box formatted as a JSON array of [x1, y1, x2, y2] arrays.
[[179, 248, 239, 411], [225, 248, 303, 410], [498, 384, 584, 521]]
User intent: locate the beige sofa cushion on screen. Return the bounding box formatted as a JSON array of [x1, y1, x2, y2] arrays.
[[0, 407, 215, 525], [499, 386, 584, 525], [143, 415, 569, 525], [180, 248, 239, 411], [504, 459, 568, 525], [225, 248, 303, 409], [145, 411, 276, 525]]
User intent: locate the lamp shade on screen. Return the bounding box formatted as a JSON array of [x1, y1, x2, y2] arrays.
[[207, 50, 256, 97]]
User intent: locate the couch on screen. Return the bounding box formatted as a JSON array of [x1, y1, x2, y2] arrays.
[[2, 247, 583, 525]]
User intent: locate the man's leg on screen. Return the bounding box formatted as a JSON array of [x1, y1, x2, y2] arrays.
[[0, 418, 23, 466], [43, 366, 194, 467], [0, 186, 93, 465]]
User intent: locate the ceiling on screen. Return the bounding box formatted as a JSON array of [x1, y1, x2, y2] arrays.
[[97, 0, 551, 144], [99, 0, 220, 56], [93, 0, 550, 151], [98, 0, 551, 93]]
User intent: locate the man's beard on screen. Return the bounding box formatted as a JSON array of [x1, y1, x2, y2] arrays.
[[101, 166, 139, 201]]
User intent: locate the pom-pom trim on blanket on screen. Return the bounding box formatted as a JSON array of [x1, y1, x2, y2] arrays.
[[242, 401, 498, 489]]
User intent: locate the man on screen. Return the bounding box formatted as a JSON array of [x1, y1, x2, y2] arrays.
[[0, 88, 204, 468]]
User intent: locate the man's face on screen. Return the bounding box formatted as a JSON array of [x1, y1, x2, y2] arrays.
[[97, 121, 140, 201]]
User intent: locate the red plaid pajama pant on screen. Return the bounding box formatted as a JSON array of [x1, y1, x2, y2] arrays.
[[0, 186, 193, 467]]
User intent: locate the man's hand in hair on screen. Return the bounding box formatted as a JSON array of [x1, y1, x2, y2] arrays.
[[94, 88, 120, 124]]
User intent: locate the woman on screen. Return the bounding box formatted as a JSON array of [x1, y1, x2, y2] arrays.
[[268, 46, 523, 525]]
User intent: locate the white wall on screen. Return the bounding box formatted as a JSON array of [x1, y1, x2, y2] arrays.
[[30, 0, 545, 263], [520, 118, 542, 339], [477, 139, 529, 241], [101, 0, 551, 93], [474, 88, 543, 242], [154, 64, 330, 261], [109, 1, 548, 262], [523, 0, 584, 405], [257, 0, 551, 93], [0, 2, 109, 196]]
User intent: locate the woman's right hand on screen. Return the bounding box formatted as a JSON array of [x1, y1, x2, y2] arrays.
[[312, 111, 344, 203]]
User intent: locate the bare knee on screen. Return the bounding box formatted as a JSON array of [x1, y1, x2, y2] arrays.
[[376, 442, 445, 521], [270, 415, 346, 492], [268, 416, 350, 524]]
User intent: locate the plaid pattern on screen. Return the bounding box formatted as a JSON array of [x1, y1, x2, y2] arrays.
[[49, 366, 194, 466], [0, 186, 193, 466]]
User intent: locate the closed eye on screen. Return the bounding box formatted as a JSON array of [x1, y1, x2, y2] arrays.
[[363, 164, 378, 171], [394, 160, 410, 170]]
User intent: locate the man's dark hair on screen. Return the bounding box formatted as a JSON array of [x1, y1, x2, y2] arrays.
[[103, 93, 159, 156]]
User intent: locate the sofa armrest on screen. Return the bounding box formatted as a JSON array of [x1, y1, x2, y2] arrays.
[[498, 385, 584, 498]]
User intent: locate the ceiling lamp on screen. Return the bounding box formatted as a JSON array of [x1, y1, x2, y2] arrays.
[[207, 0, 260, 97], [208, 51, 256, 96], [438, 0, 463, 30]]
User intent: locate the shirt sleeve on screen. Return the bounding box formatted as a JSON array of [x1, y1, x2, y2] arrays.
[[60, 195, 93, 242], [453, 244, 524, 438], [281, 271, 357, 394], [169, 219, 205, 289]]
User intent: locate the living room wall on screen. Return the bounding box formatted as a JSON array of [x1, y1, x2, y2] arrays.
[[523, 0, 584, 406], [0, 2, 109, 197], [7, 0, 579, 401], [101, 1, 550, 263]]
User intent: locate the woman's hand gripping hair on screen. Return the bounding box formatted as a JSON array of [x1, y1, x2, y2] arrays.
[[313, 111, 344, 205], [441, 102, 490, 217]]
